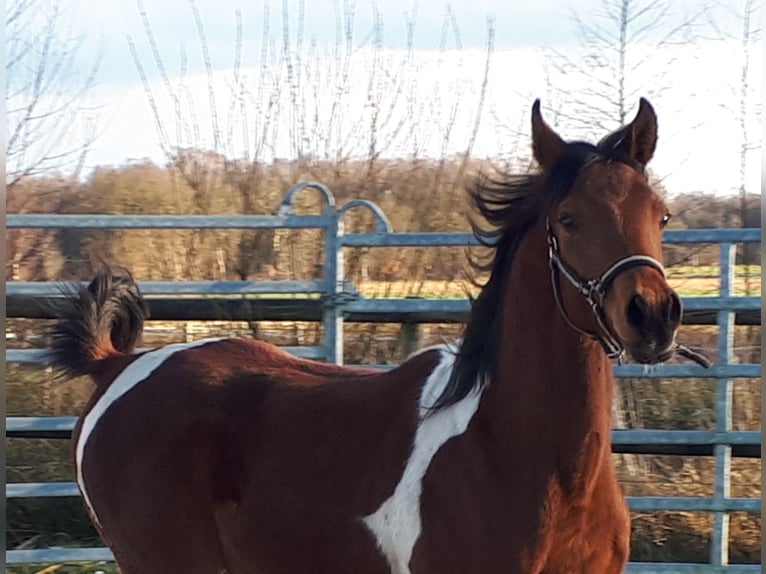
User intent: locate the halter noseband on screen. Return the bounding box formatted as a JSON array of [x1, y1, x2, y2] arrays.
[[545, 217, 666, 361]]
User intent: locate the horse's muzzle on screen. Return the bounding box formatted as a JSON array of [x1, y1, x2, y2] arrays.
[[623, 289, 682, 363]]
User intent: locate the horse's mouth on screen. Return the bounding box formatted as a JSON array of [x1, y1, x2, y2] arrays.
[[627, 344, 675, 365]]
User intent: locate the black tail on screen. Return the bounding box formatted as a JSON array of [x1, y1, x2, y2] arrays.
[[48, 266, 149, 380]]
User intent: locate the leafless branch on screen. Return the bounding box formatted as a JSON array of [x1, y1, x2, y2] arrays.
[[6, 0, 102, 189]]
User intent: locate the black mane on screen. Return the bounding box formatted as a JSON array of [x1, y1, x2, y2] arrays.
[[430, 142, 641, 410]]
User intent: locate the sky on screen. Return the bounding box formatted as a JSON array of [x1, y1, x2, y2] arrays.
[[8, 0, 762, 196]]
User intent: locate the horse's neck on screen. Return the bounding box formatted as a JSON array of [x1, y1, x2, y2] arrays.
[[477, 227, 614, 463]]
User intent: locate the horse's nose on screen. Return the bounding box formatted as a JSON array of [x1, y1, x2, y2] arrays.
[[626, 293, 649, 331], [664, 290, 683, 326], [626, 290, 682, 332]]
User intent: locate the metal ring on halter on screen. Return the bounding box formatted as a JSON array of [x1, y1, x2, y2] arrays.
[[545, 217, 667, 361]]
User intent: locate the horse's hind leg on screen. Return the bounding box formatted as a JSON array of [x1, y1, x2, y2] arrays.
[[212, 500, 260, 574], [94, 494, 230, 573], [106, 518, 229, 574]]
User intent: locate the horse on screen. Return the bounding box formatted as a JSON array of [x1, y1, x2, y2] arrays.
[[49, 98, 684, 573]]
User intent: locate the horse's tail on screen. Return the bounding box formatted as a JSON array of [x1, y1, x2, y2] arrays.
[[48, 266, 149, 382]]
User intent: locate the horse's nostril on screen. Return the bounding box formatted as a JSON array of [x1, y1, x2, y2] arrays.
[[626, 294, 649, 329], [628, 291, 681, 332], [666, 291, 682, 325]]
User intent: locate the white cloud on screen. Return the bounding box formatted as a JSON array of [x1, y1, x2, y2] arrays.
[[71, 37, 760, 197], [14, 0, 760, 196]]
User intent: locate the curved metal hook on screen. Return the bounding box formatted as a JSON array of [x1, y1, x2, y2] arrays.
[[337, 199, 394, 233], [277, 181, 336, 216]]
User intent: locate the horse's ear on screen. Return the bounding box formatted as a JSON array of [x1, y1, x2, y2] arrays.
[[531, 99, 567, 171], [598, 98, 658, 166]]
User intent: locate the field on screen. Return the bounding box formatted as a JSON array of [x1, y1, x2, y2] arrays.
[[5, 267, 761, 571]]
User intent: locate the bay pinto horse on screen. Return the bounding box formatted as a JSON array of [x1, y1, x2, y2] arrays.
[[50, 99, 686, 573]]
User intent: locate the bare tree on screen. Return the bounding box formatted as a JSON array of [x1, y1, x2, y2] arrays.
[[709, 0, 761, 251], [546, 0, 709, 137], [706, 0, 761, 373], [6, 0, 101, 190], [732, 0, 760, 198], [732, 0, 760, 279], [128, 0, 495, 276]]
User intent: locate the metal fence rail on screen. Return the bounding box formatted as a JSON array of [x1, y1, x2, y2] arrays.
[[6, 181, 762, 570]]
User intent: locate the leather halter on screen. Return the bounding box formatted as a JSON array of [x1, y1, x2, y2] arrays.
[[545, 218, 666, 361]]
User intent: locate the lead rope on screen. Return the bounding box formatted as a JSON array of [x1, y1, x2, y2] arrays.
[[675, 345, 712, 368]]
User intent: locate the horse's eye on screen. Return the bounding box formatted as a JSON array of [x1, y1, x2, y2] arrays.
[[558, 214, 577, 231], [660, 213, 672, 228]]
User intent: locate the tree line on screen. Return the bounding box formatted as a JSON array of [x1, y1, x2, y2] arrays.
[[6, 155, 760, 285]]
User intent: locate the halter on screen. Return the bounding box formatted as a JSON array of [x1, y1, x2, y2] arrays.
[[545, 217, 667, 362]]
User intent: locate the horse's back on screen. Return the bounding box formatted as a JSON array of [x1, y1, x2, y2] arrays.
[[166, 336, 382, 386], [207, 336, 382, 381]]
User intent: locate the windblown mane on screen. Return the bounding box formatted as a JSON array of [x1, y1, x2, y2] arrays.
[[430, 142, 643, 410]]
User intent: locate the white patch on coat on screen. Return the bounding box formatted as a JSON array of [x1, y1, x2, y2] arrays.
[[362, 343, 483, 574], [75, 338, 224, 526]]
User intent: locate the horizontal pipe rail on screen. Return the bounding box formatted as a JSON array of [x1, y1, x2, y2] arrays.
[[17, 289, 756, 305], [611, 430, 761, 446], [9, 548, 755, 571], [19, 418, 762, 442], [624, 565, 760, 573], [9, 217, 760, 243], [6, 279, 331, 296], [8, 482, 80, 497], [7, 213, 332, 229], [6, 348, 761, 378], [6, 547, 116, 565], [6, 417, 761, 458], [6, 345, 327, 363], [343, 297, 761, 314], [340, 228, 761, 247], [7, 482, 760, 514], [625, 496, 760, 513], [8, 297, 760, 325]]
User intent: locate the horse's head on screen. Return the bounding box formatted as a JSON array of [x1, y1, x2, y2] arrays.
[[531, 98, 681, 364]]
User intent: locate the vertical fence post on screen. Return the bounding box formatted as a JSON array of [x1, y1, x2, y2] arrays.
[[710, 242, 736, 566], [323, 203, 344, 365], [400, 322, 421, 358], [277, 181, 341, 365], [332, 198, 393, 366]]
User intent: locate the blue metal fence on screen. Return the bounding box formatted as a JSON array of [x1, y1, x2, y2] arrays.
[[6, 181, 762, 571]]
